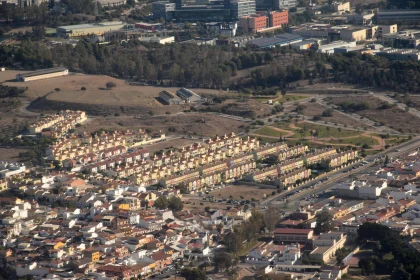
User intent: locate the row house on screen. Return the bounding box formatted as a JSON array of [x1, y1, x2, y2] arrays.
[[253, 143, 288, 160], [200, 161, 228, 176], [245, 166, 279, 182], [276, 168, 311, 187], [278, 158, 305, 175], [328, 150, 358, 168], [179, 143, 208, 159], [277, 145, 308, 161], [205, 133, 241, 150], [306, 148, 337, 165], [160, 171, 201, 188], [223, 161, 256, 182]]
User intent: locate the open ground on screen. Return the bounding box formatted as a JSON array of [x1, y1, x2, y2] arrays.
[[3, 72, 231, 103], [327, 96, 420, 133]]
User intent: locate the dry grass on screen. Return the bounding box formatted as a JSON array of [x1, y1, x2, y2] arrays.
[[302, 102, 369, 128], [328, 96, 420, 133], [3, 73, 230, 104], [78, 113, 246, 137], [0, 147, 28, 162], [209, 185, 273, 201]]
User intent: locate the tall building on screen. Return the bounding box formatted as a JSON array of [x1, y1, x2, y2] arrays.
[[153, 0, 256, 21], [231, 0, 257, 20], [152, 1, 176, 20], [274, 0, 296, 10], [255, 0, 273, 11]]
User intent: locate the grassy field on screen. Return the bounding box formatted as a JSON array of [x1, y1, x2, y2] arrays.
[[295, 122, 361, 138], [255, 136, 279, 143], [284, 139, 330, 148], [329, 136, 379, 146], [254, 126, 288, 137]]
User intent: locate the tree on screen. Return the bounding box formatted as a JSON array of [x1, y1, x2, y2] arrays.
[[168, 196, 183, 212], [322, 109, 333, 117], [180, 268, 206, 280], [224, 231, 242, 253], [106, 81, 116, 90], [153, 196, 168, 210], [281, 88, 287, 96], [263, 206, 279, 232], [314, 211, 333, 234], [214, 252, 232, 272]]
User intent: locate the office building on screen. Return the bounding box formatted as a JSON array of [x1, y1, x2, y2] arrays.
[[317, 40, 356, 54], [152, 1, 176, 20], [231, 0, 257, 20], [239, 10, 288, 33], [377, 48, 420, 61], [274, 0, 296, 10], [255, 0, 272, 11], [376, 10, 420, 25], [346, 13, 375, 25], [153, 0, 253, 21], [382, 29, 420, 49], [239, 14, 268, 33]]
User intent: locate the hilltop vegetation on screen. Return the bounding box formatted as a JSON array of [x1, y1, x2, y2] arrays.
[[4, 39, 420, 93]]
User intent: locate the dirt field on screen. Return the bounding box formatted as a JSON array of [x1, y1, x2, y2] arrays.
[[0, 99, 37, 137], [301, 102, 369, 128], [0, 147, 28, 162], [4, 73, 231, 103], [328, 96, 420, 133], [209, 185, 273, 201], [79, 113, 246, 136]]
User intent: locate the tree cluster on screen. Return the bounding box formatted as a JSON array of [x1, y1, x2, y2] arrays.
[[357, 222, 420, 279]]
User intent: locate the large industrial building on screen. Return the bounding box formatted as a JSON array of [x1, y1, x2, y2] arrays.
[[176, 88, 202, 103], [317, 40, 356, 54], [249, 33, 302, 48], [377, 48, 420, 61], [56, 22, 126, 38], [15, 67, 69, 82], [159, 90, 183, 105], [152, 0, 256, 21]]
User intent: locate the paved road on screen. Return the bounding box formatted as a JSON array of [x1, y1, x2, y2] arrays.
[[260, 136, 420, 206]]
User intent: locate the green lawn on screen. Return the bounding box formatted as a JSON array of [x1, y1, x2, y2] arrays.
[[284, 139, 329, 148], [386, 138, 408, 145], [254, 126, 288, 137], [329, 136, 379, 146], [295, 122, 361, 138], [256, 136, 280, 143]]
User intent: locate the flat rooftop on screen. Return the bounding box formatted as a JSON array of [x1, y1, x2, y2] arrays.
[[57, 22, 124, 31], [17, 67, 68, 78]]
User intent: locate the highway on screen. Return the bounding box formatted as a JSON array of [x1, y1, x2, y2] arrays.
[[260, 136, 420, 207]]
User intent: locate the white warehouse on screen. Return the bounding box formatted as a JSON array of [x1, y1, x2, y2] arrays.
[[16, 67, 69, 82]]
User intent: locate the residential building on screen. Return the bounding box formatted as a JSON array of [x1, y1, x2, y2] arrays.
[[273, 228, 314, 243], [274, 0, 296, 10], [310, 232, 347, 263]]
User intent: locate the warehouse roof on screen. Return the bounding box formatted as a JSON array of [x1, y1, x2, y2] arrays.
[[250, 34, 302, 48], [57, 22, 124, 31], [17, 67, 68, 78]]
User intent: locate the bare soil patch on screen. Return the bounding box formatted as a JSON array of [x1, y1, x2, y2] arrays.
[[0, 147, 28, 162], [209, 185, 273, 201]]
